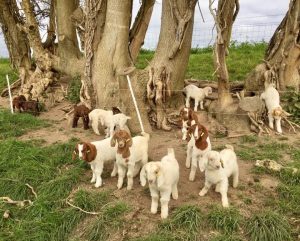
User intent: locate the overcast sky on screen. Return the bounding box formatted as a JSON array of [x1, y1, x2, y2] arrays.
[[0, 0, 289, 57]]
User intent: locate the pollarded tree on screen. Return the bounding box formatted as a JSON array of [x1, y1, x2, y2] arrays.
[[80, 0, 198, 132], [245, 0, 300, 92], [209, 0, 239, 110]]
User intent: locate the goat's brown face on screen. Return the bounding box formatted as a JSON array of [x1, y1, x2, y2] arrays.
[[111, 130, 132, 149], [180, 107, 191, 121]]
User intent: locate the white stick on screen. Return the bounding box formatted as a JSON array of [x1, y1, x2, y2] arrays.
[[126, 75, 145, 133], [6, 75, 14, 114]]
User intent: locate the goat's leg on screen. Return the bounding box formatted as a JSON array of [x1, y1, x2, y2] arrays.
[[185, 96, 190, 108], [126, 164, 135, 190], [219, 180, 229, 207], [94, 162, 104, 188], [232, 170, 239, 188], [215, 183, 220, 193], [91, 118, 101, 135], [200, 100, 204, 110], [194, 98, 199, 112], [108, 123, 115, 137], [150, 188, 159, 214], [268, 113, 274, 129], [189, 155, 198, 181], [171, 183, 178, 200], [275, 118, 282, 133], [117, 165, 126, 189], [199, 180, 212, 196], [90, 165, 96, 183], [111, 162, 118, 177], [72, 115, 79, 128], [160, 191, 171, 219], [185, 144, 192, 168]]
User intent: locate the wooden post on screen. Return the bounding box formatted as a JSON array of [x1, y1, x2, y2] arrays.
[[6, 75, 14, 114]]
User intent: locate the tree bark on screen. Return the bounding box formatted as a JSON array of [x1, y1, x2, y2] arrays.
[[81, 0, 152, 133], [0, 0, 31, 83], [56, 0, 84, 76], [209, 0, 239, 109], [245, 0, 300, 92], [129, 0, 155, 62], [145, 0, 197, 130]]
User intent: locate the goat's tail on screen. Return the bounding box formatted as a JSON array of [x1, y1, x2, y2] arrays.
[[167, 148, 175, 158], [141, 132, 150, 141], [225, 144, 234, 151]]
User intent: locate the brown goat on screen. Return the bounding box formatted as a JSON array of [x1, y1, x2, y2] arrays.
[[12, 95, 26, 113], [22, 99, 40, 116], [72, 105, 91, 130]]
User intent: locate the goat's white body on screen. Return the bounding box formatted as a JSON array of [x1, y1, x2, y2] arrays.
[[260, 84, 282, 133], [183, 84, 212, 111], [78, 138, 118, 188], [140, 149, 179, 219], [116, 133, 149, 190], [89, 109, 130, 137], [186, 137, 212, 181], [199, 146, 239, 207]]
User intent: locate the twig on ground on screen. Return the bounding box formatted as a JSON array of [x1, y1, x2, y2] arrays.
[[25, 183, 37, 199], [0, 197, 32, 207]]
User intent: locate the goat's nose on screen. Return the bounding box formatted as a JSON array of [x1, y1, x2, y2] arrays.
[[216, 165, 220, 169]]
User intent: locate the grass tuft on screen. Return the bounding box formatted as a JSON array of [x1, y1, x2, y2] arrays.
[[67, 75, 81, 104], [245, 211, 292, 241], [207, 206, 241, 234], [210, 233, 243, 241]]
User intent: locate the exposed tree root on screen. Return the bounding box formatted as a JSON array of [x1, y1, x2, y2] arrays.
[[0, 197, 32, 207]]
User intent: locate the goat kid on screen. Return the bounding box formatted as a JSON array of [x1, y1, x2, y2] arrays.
[[89, 109, 131, 137], [180, 107, 198, 140], [199, 145, 239, 207], [186, 123, 211, 181], [183, 84, 213, 111], [260, 83, 283, 133], [140, 148, 179, 219], [72, 104, 91, 130], [72, 138, 118, 188], [12, 95, 26, 112], [111, 130, 149, 190]]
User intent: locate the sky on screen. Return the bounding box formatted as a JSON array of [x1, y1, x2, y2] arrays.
[[0, 0, 289, 57]]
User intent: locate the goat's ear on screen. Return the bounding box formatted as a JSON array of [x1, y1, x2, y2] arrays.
[[140, 164, 147, 187], [110, 134, 117, 147], [72, 144, 78, 160], [199, 154, 208, 172], [220, 159, 224, 168], [125, 132, 133, 147]]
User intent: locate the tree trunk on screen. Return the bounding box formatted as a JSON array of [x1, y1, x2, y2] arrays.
[[0, 0, 32, 83], [145, 0, 197, 130], [209, 0, 239, 109], [129, 0, 155, 62], [245, 0, 300, 92], [81, 0, 152, 134], [56, 0, 84, 76]]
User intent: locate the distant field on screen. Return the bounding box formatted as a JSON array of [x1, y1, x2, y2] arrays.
[[136, 42, 267, 81], [0, 42, 267, 93]]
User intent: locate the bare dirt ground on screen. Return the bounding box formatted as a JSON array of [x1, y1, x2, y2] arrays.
[[0, 97, 295, 240]]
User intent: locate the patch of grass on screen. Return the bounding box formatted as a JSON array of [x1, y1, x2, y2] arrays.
[[160, 205, 203, 234], [0, 58, 18, 92], [276, 184, 300, 215], [0, 109, 49, 139], [132, 232, 178, 241], [136, 42, 267, 81], [240, 135, 258, 143], [0, 138, 87, 241], [84, 201, 130, 241], [207, 206, 241, 234], [67, 75, 81, 104], [245, 211, 292, 241], [210, 234, 243, 241]]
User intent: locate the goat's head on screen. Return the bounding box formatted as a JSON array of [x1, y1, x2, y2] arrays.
[[73, 142, 97, 162], [205, 151, 224, 171], [203, 87, 213, 96], [111, 130, 132, 158], [140, 162, 164, 188], [187, 123, 208, 150], [272, 106, 283, 120], [180, 107, 193, 122]]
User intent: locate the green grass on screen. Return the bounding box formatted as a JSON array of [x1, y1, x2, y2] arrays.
[[210, 234, 243, 241], [207, 206, 241, 234], [67, 75, 81, 104], [0, 58, 18, 92], [136, 42, 267, 81], [276, 184, 300, 215], [245, 211, 292, 241], [0, 109, 49, 139]]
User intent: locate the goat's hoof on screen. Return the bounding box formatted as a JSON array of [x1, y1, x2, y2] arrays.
[[199, 191, 205, 196], [126, 186, 132, 191], [222, 203, 229, 208], [161, 213, 168, 219], [151, 209, 158, 214], [94, 183, 102, 188]]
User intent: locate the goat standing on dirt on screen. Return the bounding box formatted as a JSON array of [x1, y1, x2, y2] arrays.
[[183, 84, 213, 111], [12, 95, 27, 113], [140, 148, 179, 219], [185, 123, 211, 181], [180, 107, 198, 141], [72, 139, 118, 188], [72, 104, 91, 130], [199, 145, 239, 207], [260, 83, 283, 133], [111, 130, 149, 190]]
